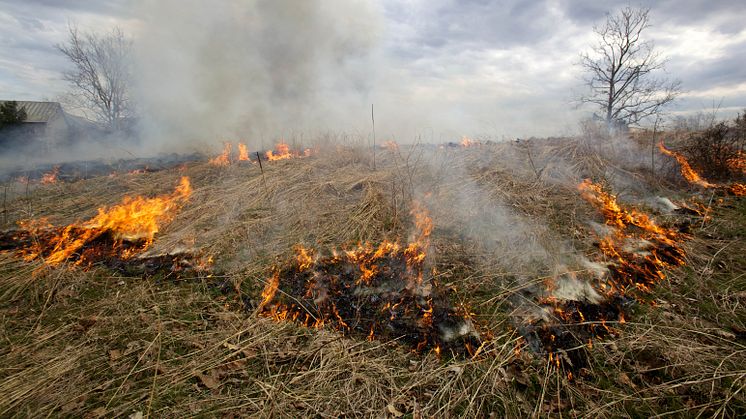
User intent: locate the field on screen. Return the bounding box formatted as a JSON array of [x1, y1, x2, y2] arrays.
[[1, 135, 744, 417]]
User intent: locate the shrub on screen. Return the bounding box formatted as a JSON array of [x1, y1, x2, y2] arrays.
[[682, 111, 745, 181]]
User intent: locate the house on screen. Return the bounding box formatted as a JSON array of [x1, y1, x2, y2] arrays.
[[0, 100, 98, 151]]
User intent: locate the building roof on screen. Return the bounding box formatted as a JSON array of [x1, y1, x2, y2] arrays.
[[63, 112, 98, 130], [0, 100, 63, 123]]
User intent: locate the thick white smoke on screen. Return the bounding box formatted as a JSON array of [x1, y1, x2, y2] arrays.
[[133, 0, 381, 151]]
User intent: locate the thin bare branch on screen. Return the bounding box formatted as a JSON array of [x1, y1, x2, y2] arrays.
[[56, 23, 134, 131], [576, 7, 680, 130]]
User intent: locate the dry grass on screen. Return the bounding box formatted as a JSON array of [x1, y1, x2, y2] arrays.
[[0, 140, 744, 417]]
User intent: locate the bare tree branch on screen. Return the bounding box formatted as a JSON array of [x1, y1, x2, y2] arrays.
[[577, 7, 681, 131], [57, 24, 134, 131]]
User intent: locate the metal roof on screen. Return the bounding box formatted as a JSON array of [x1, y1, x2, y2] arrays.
[[0, 100, 63, 123]]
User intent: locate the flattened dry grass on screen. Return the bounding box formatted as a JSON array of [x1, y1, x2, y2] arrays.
[[0, 141, 744, 417]]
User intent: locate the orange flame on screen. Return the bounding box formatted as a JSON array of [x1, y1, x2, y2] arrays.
[[238, 143, 250, 161], [255, 201, 467, 354], [578, 180, 678, 246], [658, 141, 745, 196], [726, 151, 746, 175], [24, 177, 192, 265], [265, 142, 292, 161], [404, 201, 433, 270], [295, 245, 314, 271], [658, 141, 716, 188], [265, 142, 313, 161], [259, 271, 280, 311], [460, 137, 480, 147], [578, 179, 684, 289], [525, 180, 690, 369], [40, 167, 60, 184], [729, 183, 746, 196], [210, 142, 232, 166]]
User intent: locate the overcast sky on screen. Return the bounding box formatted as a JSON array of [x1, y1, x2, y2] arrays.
[[1, 0, 744, 141]]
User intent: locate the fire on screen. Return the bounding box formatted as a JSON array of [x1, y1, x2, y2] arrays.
[[658, 141, 715, 188], [404, 201, 433, 271], [381, 141, 399, 151], [578, 179, 685, 289], [265, 142, 291, 160], [524, 180, 688, 370], [295, 245, 314, 271], [238, 143, 250, 161], [460, 137, 480, 147], [726, 151, 746, 175], [264, 142, 312, 161], [658, 141, 745, 196], [257, 201, 480, 355], [40, 166, 60, 184], [729, 183, 746, 196], [16, 177, 192, 266], [210, 142, 232, 166], [577, 180, 678, 246]]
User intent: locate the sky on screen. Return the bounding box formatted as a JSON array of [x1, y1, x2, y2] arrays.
[[0, 0, 744, 143]]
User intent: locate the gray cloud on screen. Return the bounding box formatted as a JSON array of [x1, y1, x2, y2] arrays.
[[1, 0, 135, 19], [559, 0, 745, 28]]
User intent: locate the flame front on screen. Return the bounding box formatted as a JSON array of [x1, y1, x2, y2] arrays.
[[40, 166, 60, 184], [210, 142, 232, 166], [265, 142, 312, 161], [527, 180, 688, 369], [578, 179, 685, 291], [265, 142, 292, 161], [19, 177, 192, 266], [657, 141, 715, 188], [238, 143, 250, 161], [658, 141, 745, 196]]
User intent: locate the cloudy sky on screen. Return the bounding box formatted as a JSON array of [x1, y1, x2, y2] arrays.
[[1, 0, 744, 143]]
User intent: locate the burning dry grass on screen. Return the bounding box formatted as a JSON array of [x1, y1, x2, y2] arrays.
[[3, 177, 192, 267], [0, 140, 744, 417]]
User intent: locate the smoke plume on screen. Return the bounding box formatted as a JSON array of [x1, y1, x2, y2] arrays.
[[133, 0, 381, 151]]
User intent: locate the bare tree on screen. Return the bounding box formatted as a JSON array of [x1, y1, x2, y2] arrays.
[[57, 24, 133, 131], [579, 7, 681, 130]]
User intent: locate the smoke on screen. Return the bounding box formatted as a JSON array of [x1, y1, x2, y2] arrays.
[[133, 0, 381, 151], [417, 149, 562, 277]]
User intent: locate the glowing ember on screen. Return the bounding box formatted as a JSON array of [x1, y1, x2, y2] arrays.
[[257, 202, 480, 355], [210, 142, 232, 166], [729, 183, 746, 196], [238, 143, 250, 161], [9, 177, 192, 266], [40, 166, 60, 184], [726, 151, 746, 175]]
